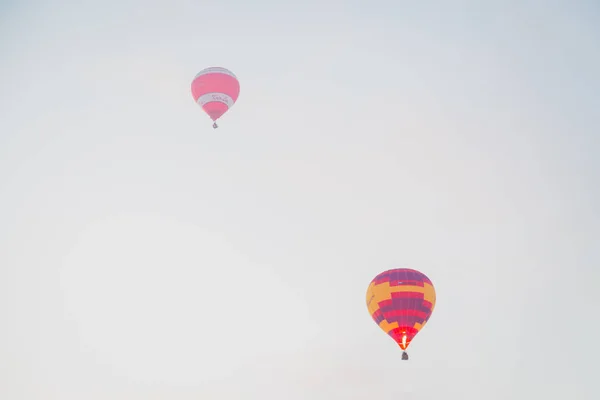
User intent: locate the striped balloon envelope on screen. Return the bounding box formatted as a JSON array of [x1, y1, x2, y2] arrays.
[[366, 268, 436, 360], [191, 67, 240, 129]]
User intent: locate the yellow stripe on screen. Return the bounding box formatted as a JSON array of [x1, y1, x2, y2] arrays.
[[378, 319, 398, 333], [423, 282, 436, 308]]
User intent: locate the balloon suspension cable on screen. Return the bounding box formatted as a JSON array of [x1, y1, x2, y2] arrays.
[[213, 122, 218, 129], [402, 351, 409, 361]]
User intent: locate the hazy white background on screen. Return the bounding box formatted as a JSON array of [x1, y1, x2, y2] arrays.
[[1, 0, 598, 399]]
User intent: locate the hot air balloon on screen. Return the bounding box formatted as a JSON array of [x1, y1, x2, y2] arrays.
[[366, 268, 436, 360], [191, 67, 240, 129]]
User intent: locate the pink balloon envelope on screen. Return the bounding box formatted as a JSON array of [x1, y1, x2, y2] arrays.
[[191, 67, 240, 128]]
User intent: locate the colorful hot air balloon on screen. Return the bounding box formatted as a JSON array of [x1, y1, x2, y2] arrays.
[[191, 67, 240, 129], [366, 268, 436, 360]]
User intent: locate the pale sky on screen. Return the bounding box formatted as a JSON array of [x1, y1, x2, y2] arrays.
[[1, 1, 598, 399]]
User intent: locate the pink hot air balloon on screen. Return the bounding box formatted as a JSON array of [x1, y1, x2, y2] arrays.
[[191, 67, 240, 129]]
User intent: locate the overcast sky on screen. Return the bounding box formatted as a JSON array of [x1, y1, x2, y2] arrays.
[[1, 0, 598, 399]]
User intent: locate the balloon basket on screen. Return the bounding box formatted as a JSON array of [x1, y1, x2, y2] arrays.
[[402, 351, 409, 360]]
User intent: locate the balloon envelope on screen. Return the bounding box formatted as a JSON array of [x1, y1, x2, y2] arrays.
[[191, 67, 240, 122], [366, 268, 436, 350]]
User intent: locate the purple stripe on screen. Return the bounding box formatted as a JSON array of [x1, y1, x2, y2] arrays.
[[375, 269, 432, 285], [385, 314, 430, 327], [379, 297, 433, 316], [373, 313, 385, 324]]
